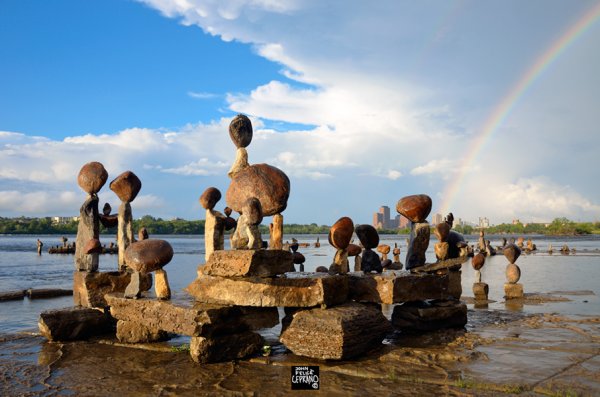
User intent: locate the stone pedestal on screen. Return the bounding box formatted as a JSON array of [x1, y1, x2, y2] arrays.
[[280, 302, 392, 360], [332, 248, 349, 273], [155, 269, 171, 300], [73, 271, 152, 308], [269, 214, 283, 250], [204, 209, 225, 262], [391, 300, 467, 332], [504, 283, 524, 299], [75, 195, 100, 272], [117, 202, 134, 271], [202, 250, 294, 277], [472, 282, 489, 301], [406, 222, 430, 269]]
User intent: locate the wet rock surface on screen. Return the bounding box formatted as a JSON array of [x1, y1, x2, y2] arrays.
[[38, 307, 115, 341], [391, 300, 468, 332], [3, 311, 600, 396]]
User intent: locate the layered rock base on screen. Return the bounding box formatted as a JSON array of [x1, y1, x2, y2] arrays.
[[504, 283, 524, 299]]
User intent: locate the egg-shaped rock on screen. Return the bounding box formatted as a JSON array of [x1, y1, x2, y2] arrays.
[[347, 243, 362, 257], [125, 239, 174, 273], [396, 194, 432, 223], [328, 217, 354, 249], [355, 224, 379, 249], [471, 253, 485, 271], [506, 263, 521, 283], [229, 114, 253, 148], [199, 187, 221, 210], [226, 163, 290, 216], [77, 162, 108, 194], [110, 171, 142, 203], [293, 252, 305, 264]]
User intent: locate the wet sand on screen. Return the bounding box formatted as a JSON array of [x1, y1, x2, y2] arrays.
[[1, 308, 599, 396]]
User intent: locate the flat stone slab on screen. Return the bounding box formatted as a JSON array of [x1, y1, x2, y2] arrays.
[[74, 271, 152, 308], [106, 293, 247, 337], [280, 302, 392, 360], [39, 306, 115, 341], [411, 256, 468, 273], [190, 331, 264, 364], [202, 249, 294, 277], [348, 270, 462, 304], [186, 272, 348, 307], [391, 300, 467, 332]]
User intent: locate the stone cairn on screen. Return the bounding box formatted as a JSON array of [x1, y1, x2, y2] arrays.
[[471, 253, 488, 303], [392, 243, 403, 269], [38, 115, 470, 364], [504, 243, 524, 299], [110, 171, 142, 272]]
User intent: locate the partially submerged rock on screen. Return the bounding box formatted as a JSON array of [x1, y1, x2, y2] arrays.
[[39, 307, 115, 341], [391, 300, 467, 332]]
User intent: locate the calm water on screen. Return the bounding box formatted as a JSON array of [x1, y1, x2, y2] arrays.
[[0, 233, 599, 334]]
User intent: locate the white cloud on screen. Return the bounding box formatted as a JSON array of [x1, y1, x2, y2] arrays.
[[0, 190, 80, 215], [161, 158, 229, 176], [188, 91, 218, 99]]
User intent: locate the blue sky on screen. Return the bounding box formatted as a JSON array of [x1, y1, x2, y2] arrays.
[[1, 0, 599, 225]]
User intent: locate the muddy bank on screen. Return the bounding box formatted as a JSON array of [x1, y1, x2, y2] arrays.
[[1, 309, 599, 396]]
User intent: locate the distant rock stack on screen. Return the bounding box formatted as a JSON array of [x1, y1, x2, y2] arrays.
[[391, 243, 403, 270], [503, 244, 524, 299], [355, 224, 382, 273], [200, 187, 226, 262], [397, 194, 431, 270], [110, 171, 142, 272], [471, 253, 488, 304]]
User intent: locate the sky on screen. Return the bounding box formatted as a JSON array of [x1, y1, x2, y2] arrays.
[[1, 0, 599, 226]]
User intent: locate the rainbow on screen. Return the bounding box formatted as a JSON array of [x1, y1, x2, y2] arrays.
[[438, 2, 600, 216]]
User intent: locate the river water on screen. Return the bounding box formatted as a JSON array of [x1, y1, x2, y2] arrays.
[[0, 233, 599, 395]]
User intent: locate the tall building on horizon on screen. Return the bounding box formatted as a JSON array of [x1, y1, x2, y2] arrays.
[[372, 205, 402, 229], [431, 213, 443, 226]]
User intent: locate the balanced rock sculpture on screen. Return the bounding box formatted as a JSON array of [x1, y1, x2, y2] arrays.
[[231, 197, 263, 250], [225, 115, 290, 251], [75, 161, 108, 272], [110, 171, 142, 271], [503, 243, 523, 299], [397, 194, 431, 270], [390, 243, 403, 270], [124, 239, 174, 300], [471, 253, 488, 301], [200, 187, 226, 261], [355, 224, 382, 273], [434, 222, 451, 261], [328, 217, 354, 273]]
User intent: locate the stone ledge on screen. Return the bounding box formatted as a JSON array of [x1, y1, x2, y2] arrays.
[[186, 272, 348, 307], [74, 271, 152, 308], [202, 249, 294, 277]]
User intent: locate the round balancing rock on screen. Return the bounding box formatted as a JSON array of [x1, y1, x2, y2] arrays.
[[125, 239, 174, 274], [471, 253, 485, 271], [229, 114, 253, 148], [200, 187, 222, 210], [377, 244, 391, 260], [347, 243, 362, 257], [102, 203, 112, 216], [434, 222, 450, 242], [503, 243, 521, 264], [226, 163, 290, 216], [110, 171, 142, 203], [355, 224, 379, 249], [315, 266, 328, 273], [78, 162, 108, 195], [329, 217, 354, 250], [506, 263, 521, 284], [396, 194, 432, 223]]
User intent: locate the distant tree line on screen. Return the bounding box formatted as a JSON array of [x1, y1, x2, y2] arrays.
[[1, 216, 598, 236]]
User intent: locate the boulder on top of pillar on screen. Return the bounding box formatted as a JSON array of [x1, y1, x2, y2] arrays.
[[110, 171, 142, 203], [78, 161, 108, 195], [329, 217, 354, 250], [396, 194, 432, 223], [504, 243, 521, 264], [200, 187, 222, 210], [355, 224, 379, 249], [471, 253, 485, 271], [125, 239, 174, 274], [229, 114, 253, 148]]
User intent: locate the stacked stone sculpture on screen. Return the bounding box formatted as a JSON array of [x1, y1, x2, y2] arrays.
[[110, 171, 142, 271], [397, 194, 431, 270], [355, 224, 382, 273], [290, 243, 306, 272], [503, 243, 524, 299], [200, 187, 226, 261], [124, 238, 174, 300], [478, 229, 486, 252], [225, 115, 290, 251], [471, 253, 488, 302], [391, 243, 403, 269], [328, 217, 354, 273], [434, 222, 451, 261], [75, 162, 108, 272]]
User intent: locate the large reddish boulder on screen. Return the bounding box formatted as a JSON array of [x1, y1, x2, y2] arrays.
[[124, 239, 173, 273], [226, 163, 290, 216], [328, 217, 354, 250], [396, 194, 432, 223], [78, 162, 108, 194], [110, 171, 142, 203], [200, 187, 221, 210]]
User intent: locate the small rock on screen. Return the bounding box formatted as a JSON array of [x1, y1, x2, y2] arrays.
[[243, 197, 263, 225], [224, 207, 233, 217], [200, 187, 222, 210], [110, 171, 142, 203], [138, 227, 149, 241], [376, 244, 390, 255], [229, 114, 253, 148], [504, 243, 521, 264], [329, 217, 354, 249], [124, 239, 174, 273], [292, 252, 305, 264], [506, 263, 521, 284], [102, 202, 111, 216], [471, 253, 485, 271], [347, 243, 362, 257], [316, 266, 329, 273], [396, 194, 432, 223], [381, 259, 392, 268], [355, 224, 379, 249], [447, 230, 466, 259], [361, 249, 382, 273], [77, 162, 108, 194]]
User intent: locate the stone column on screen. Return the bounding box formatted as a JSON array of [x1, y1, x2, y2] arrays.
[[269, 214, 283, 250], [75, 195, 100, 272], [205, 209, 226, 261], [406, 222, 430, 270], [117, 201, 133, 271]]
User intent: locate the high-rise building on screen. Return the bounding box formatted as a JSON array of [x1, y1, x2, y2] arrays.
[[478, 217, 490, 229], [431, 213, 443, 225], [373, 205, 401, 229]]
